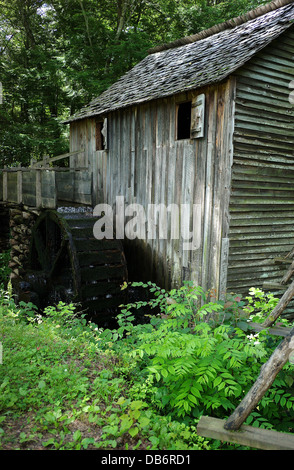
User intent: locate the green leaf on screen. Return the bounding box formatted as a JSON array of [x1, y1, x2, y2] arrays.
[[188, 394, 198, 404], [280, 396, 286, 407], [117, 396, 126, 405], [120, 416, 133, 432], [168, 365, 175, 375], [161, 368, 168, 378], [38, 380, 46, 389], [218, 381, 225, 391], [129, 427, 139, 437], [275, 394, 280, 404], [73, 430, 82, 442], [81, 438, 94, 449], [213, 376, 222, 388], [191, 386, 202, 398], [43, 438, 55, 447], [139, 416, 150, 428]]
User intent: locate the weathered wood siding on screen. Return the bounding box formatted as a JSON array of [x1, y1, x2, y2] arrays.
[[104, 80, 235, 292], [69, 118, 107, 205], [69, 119, 93, 168], [66, 27, 294, 300], [227, 27, 294, 297]]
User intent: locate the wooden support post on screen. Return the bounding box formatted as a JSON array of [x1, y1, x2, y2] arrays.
[[35, 170, 41, 209], [224, 327, 294, 431], [280, 259, 294, 285], [262, 278, 294, 328], [51, 171, 57, 208], [17, 167, 22, 204], [2, 169, 7, 202]]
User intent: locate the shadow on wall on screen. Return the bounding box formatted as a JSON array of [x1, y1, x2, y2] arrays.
[[122, 237, 171, 289]]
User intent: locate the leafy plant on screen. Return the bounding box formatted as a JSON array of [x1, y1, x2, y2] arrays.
[[0, 250, 10, 287], [245, 287, 279, 323], [108, 282, 294, 430], [1, 279, 293, 451], [0, 288, 212, 450]]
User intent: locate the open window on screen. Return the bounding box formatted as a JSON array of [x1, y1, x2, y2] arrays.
[[176, 94, 205, 140], [177, 101, 192, 140], [96, 118, 108, 151]]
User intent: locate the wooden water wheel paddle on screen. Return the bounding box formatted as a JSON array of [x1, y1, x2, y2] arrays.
[[23, 209, 128, 323]]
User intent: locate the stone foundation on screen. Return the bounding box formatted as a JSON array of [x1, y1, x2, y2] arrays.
[[8, 207, 40, 284]]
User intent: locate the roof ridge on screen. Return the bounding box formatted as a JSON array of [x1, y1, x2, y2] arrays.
[[148, 0, 294, 54]]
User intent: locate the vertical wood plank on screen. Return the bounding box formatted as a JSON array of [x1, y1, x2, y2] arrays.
[[3, 170, 7, 202], [201, 88, 217, 291], [35, 170, 41, 208], [17, 168, 23, 204]]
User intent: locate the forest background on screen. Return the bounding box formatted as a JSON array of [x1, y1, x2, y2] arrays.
[[0, 0, 270, 167]]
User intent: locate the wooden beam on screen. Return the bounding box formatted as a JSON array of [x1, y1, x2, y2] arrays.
[[31, 150, 84, 168], [17, 168, 22, 204], [280, 259, 294, 285], [35, 170, 42, 209], [247, 321, 292, 337], [197, 416, 294, 450], [263, 282, 287, 290], [3, 170, 7, 202], [274, 257, 293, 265], [262, 279, 294, 328]]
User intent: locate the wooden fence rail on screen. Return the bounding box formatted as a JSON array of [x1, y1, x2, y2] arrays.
[[0, 166, 92, 208], [30, 149, 84, 168]]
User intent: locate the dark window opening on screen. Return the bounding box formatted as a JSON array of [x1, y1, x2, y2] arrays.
[[177, 101, 192, 140], [96, 120, 105, 151]]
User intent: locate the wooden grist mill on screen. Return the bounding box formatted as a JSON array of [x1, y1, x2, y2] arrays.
[[3, 0, 294, 316]]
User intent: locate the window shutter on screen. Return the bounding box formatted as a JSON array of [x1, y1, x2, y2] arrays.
[[101, 118, 108, 150], [191, 94, 205, 139], [96, 118, 108, 150]]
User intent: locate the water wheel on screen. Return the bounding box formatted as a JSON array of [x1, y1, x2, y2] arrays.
[[21, 209, 128, 323]]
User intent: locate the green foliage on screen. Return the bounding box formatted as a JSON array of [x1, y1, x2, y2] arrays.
[[0, 289, 210, 450], [102, 281, 294, 434], [0, 250, 10, 287], [1, 0, 270, 165], [1, 276, 293, 450], [245, 287, 280, 322], [172, 0, 269, 38]]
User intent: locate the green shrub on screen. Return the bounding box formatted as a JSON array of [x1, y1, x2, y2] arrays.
[[0, 290, 212, 450], [103, 282, 294, 431], [1, 281, 293, 450], [0, 250, 10, 287], [245, 287, 279, 322]]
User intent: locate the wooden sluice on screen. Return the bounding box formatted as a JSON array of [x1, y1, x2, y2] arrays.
[[0, 151, 128, 326], [0, 150, 93, 209]]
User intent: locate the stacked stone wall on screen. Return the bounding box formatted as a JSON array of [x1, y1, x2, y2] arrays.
[[8, 207, 40, 283]]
